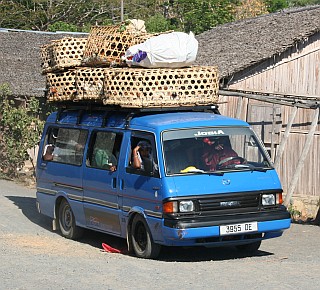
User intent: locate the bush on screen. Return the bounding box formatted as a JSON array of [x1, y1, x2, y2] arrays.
[[0, 84, 44, 178]]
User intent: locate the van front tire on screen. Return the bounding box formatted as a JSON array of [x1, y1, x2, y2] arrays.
[[58, 199, 83, 240], [131, 215, 161, 259]]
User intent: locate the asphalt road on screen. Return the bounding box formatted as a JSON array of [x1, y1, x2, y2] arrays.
[[0, 179, 319, 290]]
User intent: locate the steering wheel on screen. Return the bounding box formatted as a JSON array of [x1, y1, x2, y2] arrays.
[[216, 156, 246, 169]]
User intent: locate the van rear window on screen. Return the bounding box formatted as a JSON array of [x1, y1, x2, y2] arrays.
[[42, 127, 88, 166]]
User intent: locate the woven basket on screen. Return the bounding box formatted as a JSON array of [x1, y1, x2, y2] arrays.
[[40, 44, 55, 72], [103, 66, 219, 108], [46, 70, 77, 102], [46, 68, 105, 102], [40, 37, 87, 73], [74, 68, 105, 101], [82, 24, 153, 67]]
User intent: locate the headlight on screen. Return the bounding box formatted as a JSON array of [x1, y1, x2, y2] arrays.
[[262, 194, 276, 206], [179, 200, 194, 212], [163, 200, 194, 213], [262, 193, 283, 206]]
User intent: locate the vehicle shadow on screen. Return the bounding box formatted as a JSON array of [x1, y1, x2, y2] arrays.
[[6, 195, 53, 231], [7, 195, 273, 262], [158, 246, 271, 262]]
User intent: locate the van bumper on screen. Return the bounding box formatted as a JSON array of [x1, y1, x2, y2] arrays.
[[160, 218, 291, 247]]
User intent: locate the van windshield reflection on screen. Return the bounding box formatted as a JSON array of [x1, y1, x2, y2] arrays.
[[162, 127, 272, 175]]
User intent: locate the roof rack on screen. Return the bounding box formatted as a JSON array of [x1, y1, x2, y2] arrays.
[[54, 102, 220, 127], [123, 105, 220, 128]]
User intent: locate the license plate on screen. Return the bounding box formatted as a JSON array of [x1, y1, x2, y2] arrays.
[[220, 222, 258, 236]]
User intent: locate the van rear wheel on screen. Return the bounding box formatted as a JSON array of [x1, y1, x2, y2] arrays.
[[58, 199, 83, 240], [131, 215, 161, 259]]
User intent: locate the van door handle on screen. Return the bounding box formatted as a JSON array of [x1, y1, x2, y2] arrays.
[[152, 186, 160, 190], [112, 178, 117, 189]]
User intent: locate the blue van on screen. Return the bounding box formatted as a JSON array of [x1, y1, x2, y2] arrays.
[[36, 106, 291, 259]]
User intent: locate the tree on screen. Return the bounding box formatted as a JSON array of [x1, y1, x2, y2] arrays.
[[171, 0, 238, 34], [0, 0, 118, 31], [234, 0, 269, 20], [265, 0, 288, 12], [0, 84, 44, 178], [145, 13, 175, 33], [1, 0, 318, 34]]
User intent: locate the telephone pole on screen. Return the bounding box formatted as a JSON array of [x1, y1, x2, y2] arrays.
[[121, 0, 124, 22]]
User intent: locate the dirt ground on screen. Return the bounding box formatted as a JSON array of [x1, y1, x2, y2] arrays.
[[1, 179, 320, 290]]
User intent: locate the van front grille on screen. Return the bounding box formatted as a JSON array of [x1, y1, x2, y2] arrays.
[[197, 192, 260, 212]]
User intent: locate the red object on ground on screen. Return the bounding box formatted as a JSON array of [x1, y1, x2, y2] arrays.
[[102, 243, 122, 253]]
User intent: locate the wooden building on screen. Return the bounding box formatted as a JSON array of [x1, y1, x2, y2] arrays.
[[196, 5, 320, 215]]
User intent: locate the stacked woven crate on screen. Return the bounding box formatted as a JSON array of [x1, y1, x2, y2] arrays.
[[41, 22, 219, 108]]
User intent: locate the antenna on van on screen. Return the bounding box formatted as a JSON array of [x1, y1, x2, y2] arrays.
[[125, 112, 135, 129], [55, 107, 64, 123]]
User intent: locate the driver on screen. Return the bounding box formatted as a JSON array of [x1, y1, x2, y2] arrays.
[[202, 136, 240, 171]]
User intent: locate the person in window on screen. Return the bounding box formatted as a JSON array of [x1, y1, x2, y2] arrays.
[[43, 144, 55, 161], [43, 130, 59, 161], [132, 140, 153, 170], [202, 136, 239, 171], [93, 148, 117, 171]]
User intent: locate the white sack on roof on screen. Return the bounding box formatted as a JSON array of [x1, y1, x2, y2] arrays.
[[123, 31, 198, 68], [126, 19, 146, 33]]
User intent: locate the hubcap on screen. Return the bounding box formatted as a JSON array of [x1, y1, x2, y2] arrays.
[[135, 222, 147, 251], [63, 205, 72, 229]]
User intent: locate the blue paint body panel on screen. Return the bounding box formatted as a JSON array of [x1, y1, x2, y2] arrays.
[[36, 109, 291, 253]]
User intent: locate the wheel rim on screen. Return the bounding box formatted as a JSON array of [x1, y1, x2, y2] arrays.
[[134, 221, 147, 252], [61, 204, 72, 230]]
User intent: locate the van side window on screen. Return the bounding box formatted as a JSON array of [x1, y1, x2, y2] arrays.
[[88, 131, 123, 171], [42, 127, 88, 166], [130, 134, 158, 176]]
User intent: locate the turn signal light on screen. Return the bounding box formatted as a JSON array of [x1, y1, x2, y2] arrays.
[[163, 201, 177, 213]]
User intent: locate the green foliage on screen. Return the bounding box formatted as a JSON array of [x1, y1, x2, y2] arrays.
[[234, 0, 269, 20], [0, 84, 44, 178], [145, 13, 177, 33], [174, 0, 238, 34], [288, 203, 302, 220], [1, 0, 320, 33], [48, 21, 79, 32], [287, 0, 320, 6], [265, 0, 288, 12]]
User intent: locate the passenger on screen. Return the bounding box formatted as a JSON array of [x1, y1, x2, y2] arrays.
[[202, 136, 239, 171], [43, 144, 55, 161], [43, 131, 59, 161], [94, 148, 117, 171], [132, 140, 152, 170]]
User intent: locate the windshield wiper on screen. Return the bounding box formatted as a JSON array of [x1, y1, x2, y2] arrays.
[[234, 164, 268, 172], [180, 168, 224, 176]]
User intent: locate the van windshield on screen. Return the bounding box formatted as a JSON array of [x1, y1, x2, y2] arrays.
[[162, 127, 273, 175]]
